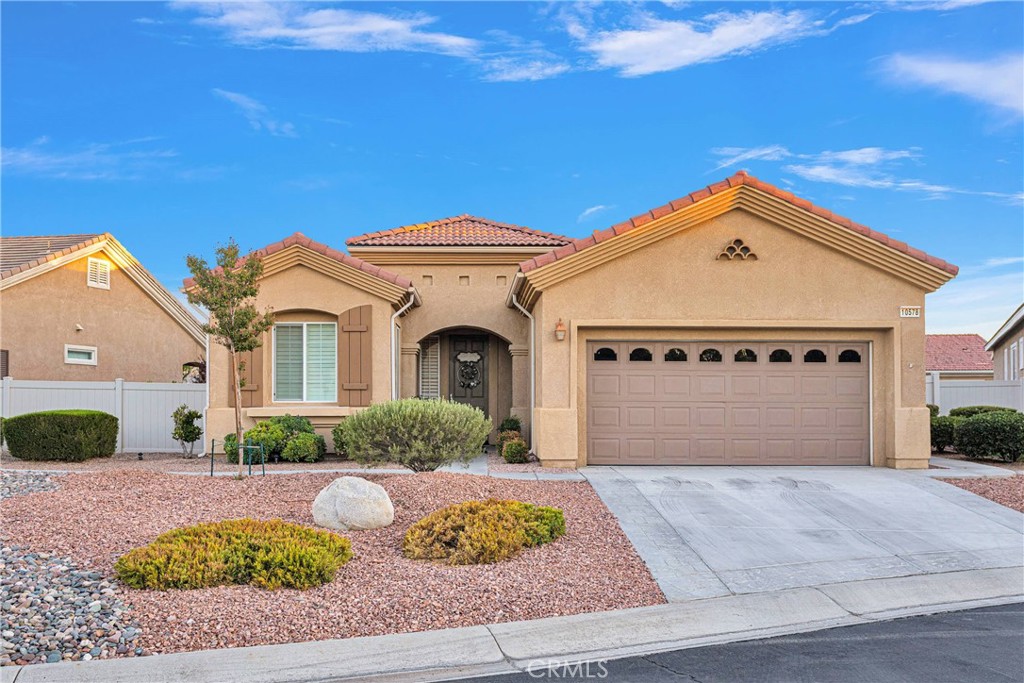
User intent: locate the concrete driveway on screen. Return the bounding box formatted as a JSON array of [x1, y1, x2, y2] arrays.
[[582, 466, 1024, 602]]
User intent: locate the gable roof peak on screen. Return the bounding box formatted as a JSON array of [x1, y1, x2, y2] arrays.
[[347, 214, 571, 248]]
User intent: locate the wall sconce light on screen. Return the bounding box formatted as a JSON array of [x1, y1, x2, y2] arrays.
[[75, 324, 84, 332], [554, 319, 567, 341]]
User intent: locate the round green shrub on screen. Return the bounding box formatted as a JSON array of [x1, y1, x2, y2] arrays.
[[403, 499, 565, 565], [267, 414, 315, 442], [4, 410, 118, 461], [948, 405, 1016, 419], [115, 518, 352, 590], [499, 416, 522, 433], [930, 416, 964, 452], [281, 432, 324, 463], [502, 437, 530, 464], [496, 429, 520, 456], [954, 411, 1024, 463], [333, 399, 491, 472], [223, 432, 264, 464], [927, 404, 939, 418]]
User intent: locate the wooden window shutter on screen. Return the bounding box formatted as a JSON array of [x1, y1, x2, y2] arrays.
[[227, 346, 264, 408], [338, 305, 372, 407]]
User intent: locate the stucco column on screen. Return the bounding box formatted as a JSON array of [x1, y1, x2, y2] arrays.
[[400, 343, 420, 399], [509, 345, 530, 440]]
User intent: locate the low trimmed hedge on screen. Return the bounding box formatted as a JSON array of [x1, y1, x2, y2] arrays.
[[333, 399, 491, 472], [224, 414, 324, 464], [930, 415, 964, 452], [502, 437, 529, 464], [954, 411, 1024, 463], [4, 410, 118, 461], [114, 519, 352, 590], [403, 499, 565, 565], [281, 432, 326, 463], [948, 405, 1016, 419], [927, 404, 939, 418]]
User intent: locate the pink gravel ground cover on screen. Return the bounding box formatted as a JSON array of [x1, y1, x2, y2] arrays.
[[0, 452, 396, 474], [1, 471, 664, 656], [938, 476, 1024, 513], [486, 452, 577, 474]]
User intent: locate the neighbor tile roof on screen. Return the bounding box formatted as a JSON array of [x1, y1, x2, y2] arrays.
[[519, 172, 959, 276], [347, 214, 571, 248], [926, 334, 993, 372], [0, 234, 105, 279], [183, 232, 414, 290]]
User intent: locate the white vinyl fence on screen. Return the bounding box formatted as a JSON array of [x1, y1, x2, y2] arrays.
[[1, 378, 206, 453], [925, 373, 1024, 416]]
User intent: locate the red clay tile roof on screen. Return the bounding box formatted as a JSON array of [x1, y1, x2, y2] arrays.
[[0, 234, 105, 279], [182, 232, 414, 290], [519, 172, 959, 277], [347, 214, 571, 248], [926, 334, 993, 372]]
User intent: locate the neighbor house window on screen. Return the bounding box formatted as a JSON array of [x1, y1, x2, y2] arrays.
[[87, 257, 111, 289], [64, 344, 97, 366], [1, 349, 9, 377], [274, 323, 337, 402], [1012, 343, 1020, 381]]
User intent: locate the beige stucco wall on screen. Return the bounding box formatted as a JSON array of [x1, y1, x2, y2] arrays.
[[205, 263, 398, 451], [0, 250, 203, 382], [528, 209, 932, 469], [990, 320, 1024, 380]]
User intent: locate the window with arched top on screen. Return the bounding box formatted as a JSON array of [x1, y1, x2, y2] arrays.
[[629, 347, 653, 362], [734, 348, 758, 363], [839, 349, 862, 363], [769, 349, 792, 363], [665, 348, 687, 362], [804, 349, 827, 363], [699, 348, 723, 362], [594, 347, 617, 361]]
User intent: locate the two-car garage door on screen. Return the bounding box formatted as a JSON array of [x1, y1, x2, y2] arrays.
[[587, 341, 870, 466]]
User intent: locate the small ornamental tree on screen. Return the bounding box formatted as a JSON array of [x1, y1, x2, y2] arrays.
[[186, 239, 274, 477], [171, 404, 203, 458]]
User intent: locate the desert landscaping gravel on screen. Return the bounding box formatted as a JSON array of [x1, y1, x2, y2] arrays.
[[0, 452, 393, 475], [939, 476, 1024, 513], [0, 470, 664, 660]]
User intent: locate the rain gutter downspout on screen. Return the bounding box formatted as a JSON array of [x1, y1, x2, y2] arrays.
[[510, 291, 535, 453], [390, 290, 416, 400]]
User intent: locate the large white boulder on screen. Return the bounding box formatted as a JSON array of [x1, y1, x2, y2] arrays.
[[312, 476, 394, 531]]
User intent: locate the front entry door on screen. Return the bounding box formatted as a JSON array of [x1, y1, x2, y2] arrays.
[[450, 335, 488, 416]]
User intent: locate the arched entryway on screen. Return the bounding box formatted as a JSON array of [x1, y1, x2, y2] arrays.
[[404, 326, 516, 442]]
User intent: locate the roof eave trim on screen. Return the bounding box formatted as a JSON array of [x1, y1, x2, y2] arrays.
[[985, 303, 1024, 350]]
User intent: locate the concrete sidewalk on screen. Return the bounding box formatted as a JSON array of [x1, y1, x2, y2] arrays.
[[3, 567, 1021, 683]]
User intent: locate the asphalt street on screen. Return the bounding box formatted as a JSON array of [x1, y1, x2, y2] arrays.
[[450, 604, 1024, 683]]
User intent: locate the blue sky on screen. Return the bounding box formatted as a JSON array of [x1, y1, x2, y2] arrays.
[[2, 1, 1022, 336]]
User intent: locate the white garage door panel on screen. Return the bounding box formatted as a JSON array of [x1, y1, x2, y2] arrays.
[[586, 341, 870, 466]]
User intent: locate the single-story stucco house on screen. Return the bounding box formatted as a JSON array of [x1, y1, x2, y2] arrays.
[[1, 233, 205, 382], [925, 334, 993, 381], [987, 303, 1024, 381], [198, 172, 957, 469]]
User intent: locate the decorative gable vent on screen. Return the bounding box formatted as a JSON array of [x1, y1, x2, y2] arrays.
[[87, 257, 111, 289], [717, 239, 757, 261]]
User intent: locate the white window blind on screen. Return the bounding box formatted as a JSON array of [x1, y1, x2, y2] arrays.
[[274, 323, 337, 402], [420, 335, 440, 398], [274, 325, 304, 401], [87, 258, 111, 289], [305, 323, 337, 402]]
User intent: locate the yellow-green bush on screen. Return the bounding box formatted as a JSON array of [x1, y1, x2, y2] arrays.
[[403, 499, 565, 565], [115, 519, 352, 590]]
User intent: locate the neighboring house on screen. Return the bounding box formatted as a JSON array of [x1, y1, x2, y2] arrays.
[[925, 334, 993, 381], [0, 233, 205, 382], [986, 303, 1024, 381], [198, 172, 958, 469]]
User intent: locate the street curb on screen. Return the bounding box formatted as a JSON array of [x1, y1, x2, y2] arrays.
[[3, 566, 1021, 683]]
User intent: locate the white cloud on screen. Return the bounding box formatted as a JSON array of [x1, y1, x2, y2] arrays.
[[480, 57, 571, 82], [883, 53, 1024, 117], [577, 9, 829, 76], [983, 256, 1024, 268], [1, 137, 177, 180], [577, 204, 615, 223], [926, 272, 1024, 337], [179, 2, 479, 57], [709, 145, 1023, 203], [212, 88, 297, 137]]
